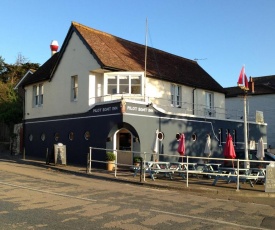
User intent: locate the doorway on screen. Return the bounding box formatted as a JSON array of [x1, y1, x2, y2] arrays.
[[116, 129, 133, 167]]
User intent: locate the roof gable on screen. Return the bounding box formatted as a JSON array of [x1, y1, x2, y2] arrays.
[[14, 69, 35, 89], [72, 22, 224, 93], [20, 22, 225, 93], [20, 53, 59, 86]]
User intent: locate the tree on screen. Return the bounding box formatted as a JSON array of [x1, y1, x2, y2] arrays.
[[0, 54, 40, 151], [0, 83, 23, 130], [0, 53, 39, 84]]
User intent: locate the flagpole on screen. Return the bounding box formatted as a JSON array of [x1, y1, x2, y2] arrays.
[[243, 92, 249, 168], [238, 65, 250, 169], [144, 18, 148, 102]]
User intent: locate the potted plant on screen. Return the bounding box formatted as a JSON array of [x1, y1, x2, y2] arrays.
[[133, 156, 142, 166], [106, 152, 116, 171]]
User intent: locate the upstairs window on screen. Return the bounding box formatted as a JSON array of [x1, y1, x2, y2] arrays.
[[171, 84, 181, 107], [205, 92, 214, 110], [71, 75, 78, 101], [104, 72, 143, 95], [33, 84, 43, 107], [205, 91, 215, 117]]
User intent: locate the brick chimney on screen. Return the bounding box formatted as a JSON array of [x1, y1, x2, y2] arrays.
[[249, 77, 255, 93]]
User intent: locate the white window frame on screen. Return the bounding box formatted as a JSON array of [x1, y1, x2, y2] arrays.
[[205, 91, 215, 117], [71, 75, 78, 101], [33, 84, 43, 107], [170, 84, 181, 107], [104, 72, 144, 95], [39, 84, 43, 105], [205, 92, 214, 110]]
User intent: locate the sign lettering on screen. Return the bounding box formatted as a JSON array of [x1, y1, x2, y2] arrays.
[[92, 105, 119, 114], [265, 165, 275, 192], [127, 106, 153, 113]]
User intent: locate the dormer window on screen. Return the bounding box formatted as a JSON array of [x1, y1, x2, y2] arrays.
[[104, 72, 143, 95], [33, 84, 43, 107]]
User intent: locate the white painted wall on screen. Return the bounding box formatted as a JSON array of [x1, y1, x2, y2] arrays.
[[24, 31, 226, 121], [146, 78, 225, 118], [25, 32, 101, 119], [226, 94, 275, 148]]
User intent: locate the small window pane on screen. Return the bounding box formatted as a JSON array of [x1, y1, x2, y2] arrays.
[[69, 132, 74, 141], [29, 134, 33, 141], [55, 133, 60, 141], [41, 133, 46, 141], [108, 78, 116, 84], [84, 131, 90, 140]]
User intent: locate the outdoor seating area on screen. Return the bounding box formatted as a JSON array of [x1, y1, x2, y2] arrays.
[[131, 159, 267, 190], [87, 147, 272, 192], [212, 167, 266, 188], [133, 161, 222, 181]]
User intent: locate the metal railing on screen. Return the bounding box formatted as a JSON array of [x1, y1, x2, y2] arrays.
[[89, 95, 257, 121], [86, 147, 272, 191]]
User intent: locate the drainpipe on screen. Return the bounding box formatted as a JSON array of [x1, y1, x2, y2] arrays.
[[22, 89, 26, 159], [192, 88, 196, 115]]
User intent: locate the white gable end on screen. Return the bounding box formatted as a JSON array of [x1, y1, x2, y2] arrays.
[[25, 32, 101, 119]]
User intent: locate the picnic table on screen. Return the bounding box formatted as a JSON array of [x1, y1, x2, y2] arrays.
[[133, 161, 173, 180], [212, 167, 266, 187], [166, 162, 196, 179], [148, 161, 174, 180], [196, 163, 221, 178]]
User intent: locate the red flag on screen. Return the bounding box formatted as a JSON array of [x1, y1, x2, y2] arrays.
[[237, 66, 244, 86], [238, 66, 249, 91]]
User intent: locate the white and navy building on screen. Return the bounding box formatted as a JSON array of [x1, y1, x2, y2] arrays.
[[17, 22, 267, 166]]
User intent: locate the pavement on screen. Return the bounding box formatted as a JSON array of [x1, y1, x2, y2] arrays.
[[1, 151, 275, 206]]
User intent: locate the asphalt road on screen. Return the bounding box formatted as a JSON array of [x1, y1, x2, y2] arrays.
[[0, 160, 275, 230]]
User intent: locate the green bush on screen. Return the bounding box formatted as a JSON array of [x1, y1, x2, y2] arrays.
[[106, 152, 116, 161], [133, 156, 142, 163]]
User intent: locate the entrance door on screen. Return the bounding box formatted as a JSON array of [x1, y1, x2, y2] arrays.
[[116, 130, 132, 167]]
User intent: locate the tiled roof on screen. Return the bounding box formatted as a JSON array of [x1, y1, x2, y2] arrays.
[[253, 75, 275, 87], [21, 22, 225, 93], [225, 75, 275, 97], [72, 22, 224, 93], [21, 53, 59, 86]]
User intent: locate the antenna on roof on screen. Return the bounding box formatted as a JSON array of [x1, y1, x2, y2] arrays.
[[194, 58, 207, 61], [144, 18, 148, 101]]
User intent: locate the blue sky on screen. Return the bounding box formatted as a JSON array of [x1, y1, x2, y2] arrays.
[[1, 0, 274, 87]]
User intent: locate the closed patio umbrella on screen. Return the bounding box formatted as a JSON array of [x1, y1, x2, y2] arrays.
[[204, 135, 211, 163], [177, 133, 185, 162], [151, 129, 159, 161], [223, 134, 236, 167], [256, 137, 265, 160]]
